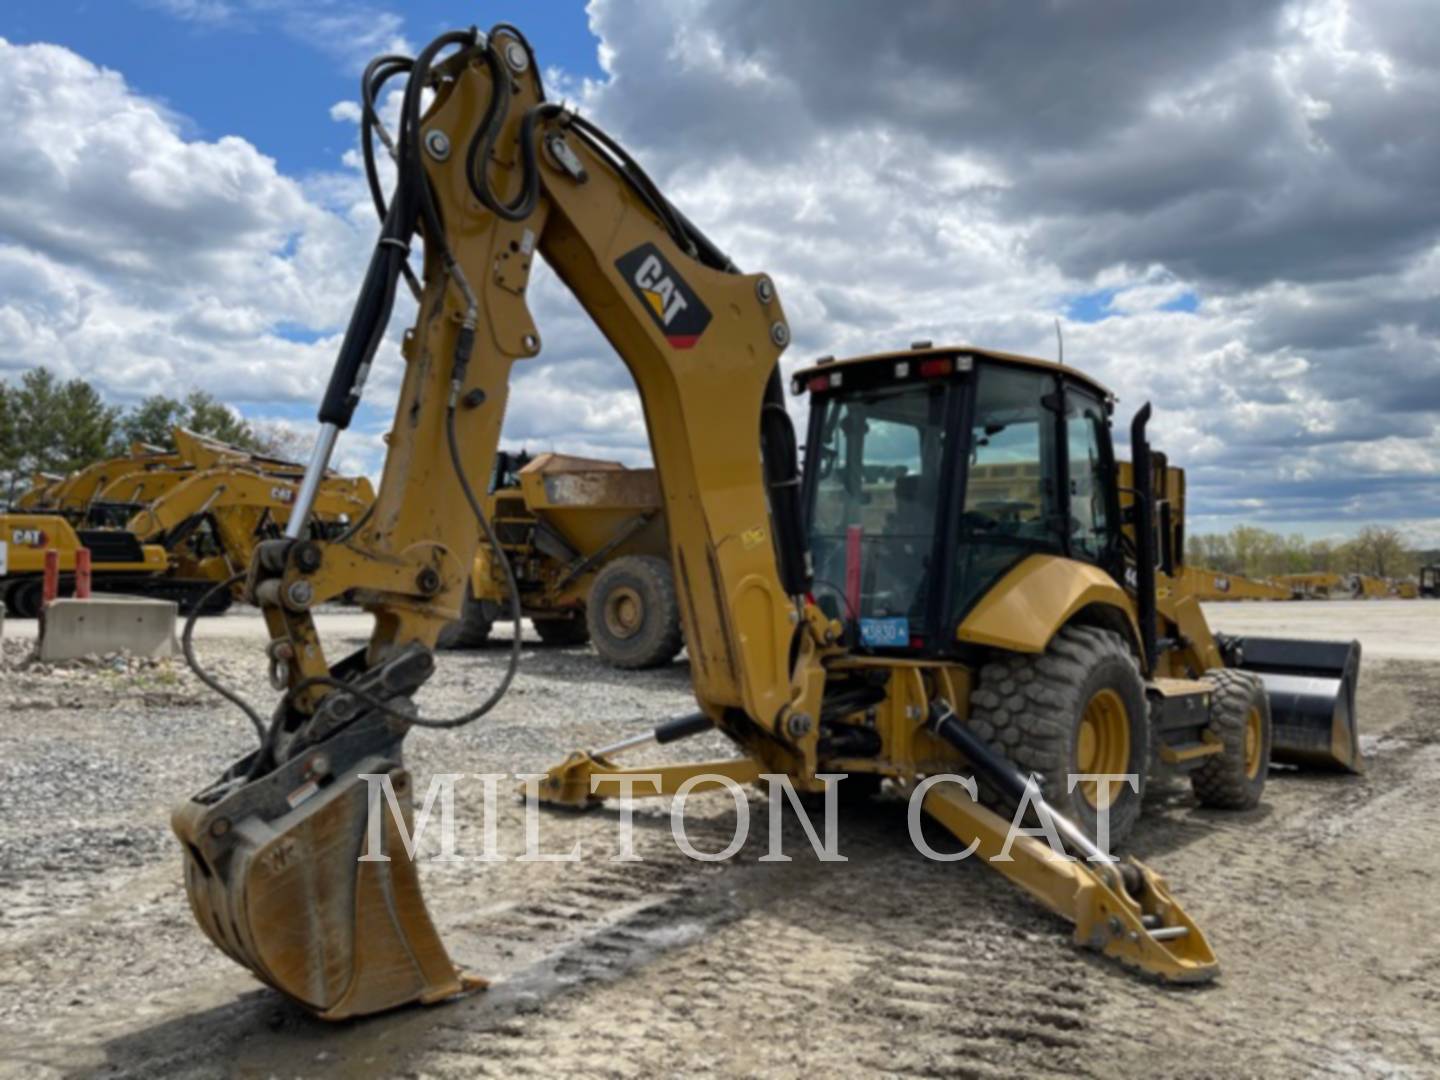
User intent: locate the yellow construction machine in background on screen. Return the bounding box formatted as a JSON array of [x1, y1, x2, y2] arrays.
[[0, 430, 373, 616], [441, 450, 683, 667]]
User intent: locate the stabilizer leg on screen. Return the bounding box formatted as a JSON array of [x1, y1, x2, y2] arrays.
[[921, 782, 1216, 983], [926, 702, 1218, 983]]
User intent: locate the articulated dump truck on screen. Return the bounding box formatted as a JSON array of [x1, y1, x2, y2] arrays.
[[441, 450, 684, 668], [0, 429, 373, 617]]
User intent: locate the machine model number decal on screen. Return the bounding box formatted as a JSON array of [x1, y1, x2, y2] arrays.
[[0, 540, 7, 576], [859, 617, 909, 648], [615, 243, 712, 349]]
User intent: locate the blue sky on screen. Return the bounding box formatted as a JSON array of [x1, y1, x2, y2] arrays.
[[0, 1, 1436, 543], [1, 1, 602, 177]]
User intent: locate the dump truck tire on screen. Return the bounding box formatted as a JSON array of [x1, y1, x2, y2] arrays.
[[535, 616, 591, 646], [436, 587, 497, 650], [968, 625, 1150, 848], [587, 555, 684, 669], [1191, 668, 1271, 810]]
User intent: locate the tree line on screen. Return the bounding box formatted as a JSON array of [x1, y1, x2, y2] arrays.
[[0, 366, 298, 503], [1187, 524, 1427, 580]]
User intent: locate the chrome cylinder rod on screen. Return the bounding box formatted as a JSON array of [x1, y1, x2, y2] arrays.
[[284, 422, 340, 539]]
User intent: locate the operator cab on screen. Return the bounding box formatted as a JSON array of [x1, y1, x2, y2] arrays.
[[794, 345, 1122, 657]]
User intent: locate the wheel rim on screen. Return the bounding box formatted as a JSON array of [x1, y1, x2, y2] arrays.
[[603, 586, 643, 639], [1076, 688, 1131, 809], [1244, 705, 1264, 780]]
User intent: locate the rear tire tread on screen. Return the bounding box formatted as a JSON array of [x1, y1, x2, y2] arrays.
[[967, 625, 1150, 847]]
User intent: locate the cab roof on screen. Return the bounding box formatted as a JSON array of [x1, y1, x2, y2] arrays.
[[792, 343, 1114, 400]]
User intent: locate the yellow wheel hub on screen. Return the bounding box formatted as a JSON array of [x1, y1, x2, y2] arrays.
[[1244, 705, 1263, 780], [604, 586, 644, 639], [1076, 688, 1130, 809]]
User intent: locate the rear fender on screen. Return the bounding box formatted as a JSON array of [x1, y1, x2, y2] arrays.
[[957, 554, 1142, 661]]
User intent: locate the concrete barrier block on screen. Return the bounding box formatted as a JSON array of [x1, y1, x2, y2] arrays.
[[40, 597, 179, 662]]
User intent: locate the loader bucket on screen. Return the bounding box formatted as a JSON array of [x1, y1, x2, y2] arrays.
[[1222, 636, 1363, 773], [171, 713, 478, 1019]]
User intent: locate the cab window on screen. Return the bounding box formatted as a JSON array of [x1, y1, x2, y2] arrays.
[[807, 382, 949, 641], [1065, 387, 1115, 563], [952, 364, 1064, 617]]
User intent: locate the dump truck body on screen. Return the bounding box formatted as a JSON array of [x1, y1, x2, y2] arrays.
[[459, 451, 683, 666]]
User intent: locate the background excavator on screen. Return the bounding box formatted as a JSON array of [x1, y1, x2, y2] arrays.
[[172, 21, 1363, 1021], [0, 430, 373, 616]]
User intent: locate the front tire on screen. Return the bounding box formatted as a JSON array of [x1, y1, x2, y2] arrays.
[[1191, 668, 1271, 810], [968, 625, 1150, 847], [586, 555, 684, 669]]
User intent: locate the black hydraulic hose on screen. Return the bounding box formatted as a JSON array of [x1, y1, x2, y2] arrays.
[[181, 573, 267, 742], [360, 55, 421, 299], [320, 30, 473, 430], [360, 54, 411, 222], [279, 404, 522, 732]]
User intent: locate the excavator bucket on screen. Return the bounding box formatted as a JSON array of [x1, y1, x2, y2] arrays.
[[1222, 636, 1363, 772], [171, 714, 478, 1019]]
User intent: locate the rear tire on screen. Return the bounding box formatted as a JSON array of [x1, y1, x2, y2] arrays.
[[968, 625, 1150, 848], [436, 587, 498, 650], [1191, 668, 1271, 809], [535, 616, 590, 647], [586, 555, 684, 669]]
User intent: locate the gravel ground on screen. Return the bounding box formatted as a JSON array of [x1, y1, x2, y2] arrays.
[[1, 602, 1437, 1078]]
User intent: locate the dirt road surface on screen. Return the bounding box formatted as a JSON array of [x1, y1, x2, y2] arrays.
[[1, 601, 1437, 1078]]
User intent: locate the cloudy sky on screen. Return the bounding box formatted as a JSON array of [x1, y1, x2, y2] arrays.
[[1, 0, 1437, 541]]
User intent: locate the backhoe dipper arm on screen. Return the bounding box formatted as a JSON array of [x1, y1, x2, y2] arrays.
[[172, 23, 819, 1020], [245, 28, 809, 742]]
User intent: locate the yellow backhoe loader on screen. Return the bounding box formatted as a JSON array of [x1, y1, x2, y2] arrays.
[[441, 449, 683, 667], [172, 21, 1363, 1021]]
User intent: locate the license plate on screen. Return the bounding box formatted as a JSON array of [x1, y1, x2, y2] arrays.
[[859, 617, 909, 648]]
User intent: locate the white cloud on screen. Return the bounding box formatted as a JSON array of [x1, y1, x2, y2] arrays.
[[0, 36, 384, 470], [2, 1, 1438, 538]]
